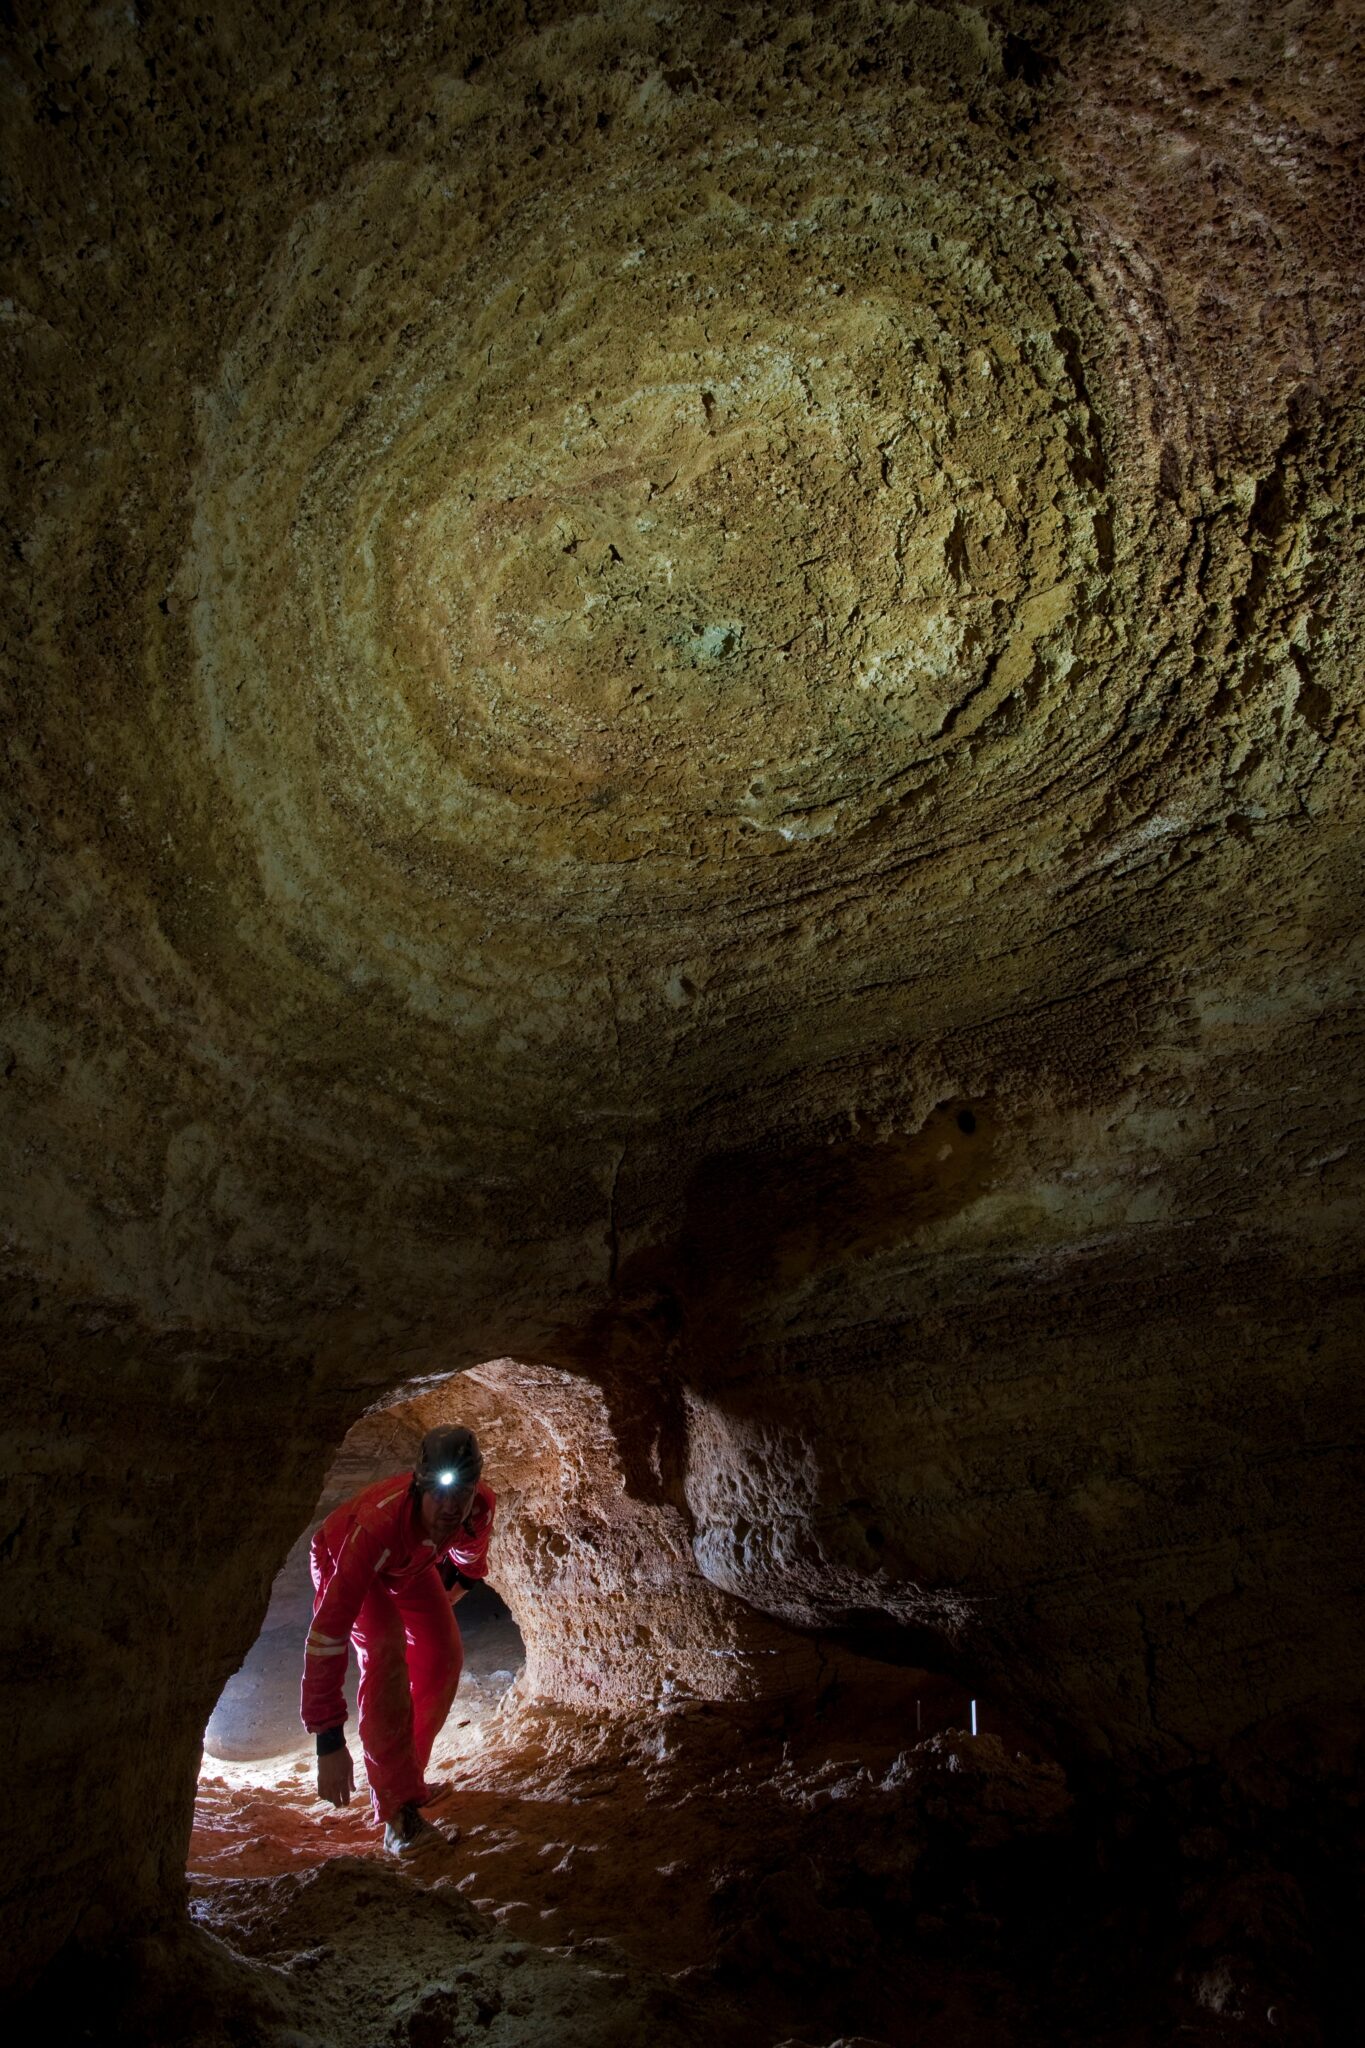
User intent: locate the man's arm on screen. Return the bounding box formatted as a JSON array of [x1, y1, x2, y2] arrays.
[[301, 1517, 390, 1798], [315, 1726, 355, 1807]]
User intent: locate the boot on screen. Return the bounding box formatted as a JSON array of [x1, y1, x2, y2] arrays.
[[383, 1800, 440, 1855]]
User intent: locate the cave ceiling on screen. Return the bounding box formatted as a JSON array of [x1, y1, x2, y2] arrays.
[[2, 0, 1362, 1377]]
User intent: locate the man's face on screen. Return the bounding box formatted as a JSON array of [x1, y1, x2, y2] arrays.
[[421, 1479, 477, 1544]]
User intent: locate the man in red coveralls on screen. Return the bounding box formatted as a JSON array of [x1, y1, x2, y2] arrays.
[[301, 1425, 495, 1854]]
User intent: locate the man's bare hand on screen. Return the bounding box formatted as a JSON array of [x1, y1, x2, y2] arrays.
[[317, 1745, 355, 1807]]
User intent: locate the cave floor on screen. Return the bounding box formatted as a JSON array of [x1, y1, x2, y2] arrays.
[[185, 1661, 1208, 2048]]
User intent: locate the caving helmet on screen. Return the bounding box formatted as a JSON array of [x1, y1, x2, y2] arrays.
[[413, 1424, 483, 1496]]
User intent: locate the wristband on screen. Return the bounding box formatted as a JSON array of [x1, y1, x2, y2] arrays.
[[316, 1726, 346, 1757]]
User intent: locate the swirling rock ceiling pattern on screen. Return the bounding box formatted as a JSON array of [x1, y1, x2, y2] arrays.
[[3, 0, 1361, 1344], [196, 156, 1113, 891]]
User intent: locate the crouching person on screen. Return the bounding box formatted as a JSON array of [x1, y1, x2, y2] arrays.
[[300, 1426, 494, 1854]]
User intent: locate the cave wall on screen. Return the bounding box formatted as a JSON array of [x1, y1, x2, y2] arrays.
[[2, 0, 1362, 1996], [408, 1357, 826, 1710]]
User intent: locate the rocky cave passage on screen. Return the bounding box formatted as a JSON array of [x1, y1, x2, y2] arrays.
[[193, 1357, 1007, 1804], [189, 1358, 1049, 2042], [2, 0, 1363, 2043], [198, 1386, 531, 1770]]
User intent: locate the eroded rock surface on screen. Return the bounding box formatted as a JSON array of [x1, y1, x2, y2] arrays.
[[184, 1695, 1086, 2048], [2, 0, 1363, 2036]]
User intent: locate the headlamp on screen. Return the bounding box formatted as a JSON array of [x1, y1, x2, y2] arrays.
[[415, 1426, 483, 1496]]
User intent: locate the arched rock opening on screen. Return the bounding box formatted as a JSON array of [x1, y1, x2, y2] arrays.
[[193, 1357, 1017, 1846], [186, 1356, 1069, 2048], [200, 1395, 525, 1770]]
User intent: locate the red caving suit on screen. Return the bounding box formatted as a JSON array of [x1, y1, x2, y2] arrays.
[[301, 1473, 496, 1821]]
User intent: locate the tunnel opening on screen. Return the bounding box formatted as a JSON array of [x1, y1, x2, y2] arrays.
[[192, 1367, 529, 1873], [198, 1393, 526, 1774], [179, 1356, 1141, 2048]]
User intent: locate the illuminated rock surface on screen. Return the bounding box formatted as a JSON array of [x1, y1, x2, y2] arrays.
[[2, 1, 1362, 2040]]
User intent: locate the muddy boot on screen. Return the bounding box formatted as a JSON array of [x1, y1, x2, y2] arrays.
[[383, 1801, 443, 1856]]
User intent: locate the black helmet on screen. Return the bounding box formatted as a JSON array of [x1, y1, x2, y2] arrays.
[[413, 1425, 483, 1495]]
